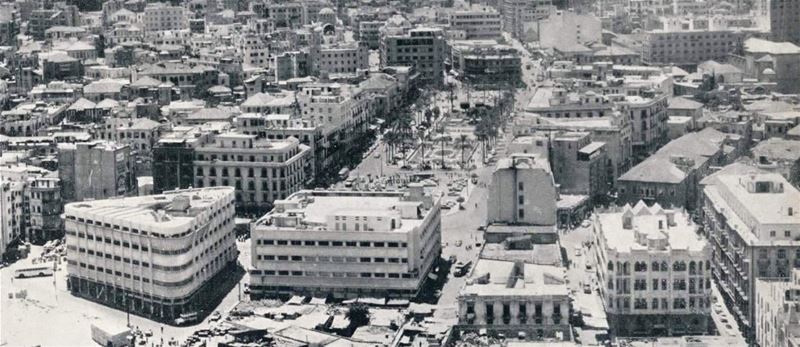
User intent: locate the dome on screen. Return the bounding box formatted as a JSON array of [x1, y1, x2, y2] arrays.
[[762, 68, 776, 75], [319, 7, 334, 15]]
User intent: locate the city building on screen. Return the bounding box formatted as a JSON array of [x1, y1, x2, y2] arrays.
[[446, 5, 502, 40], [536, 10, 602, 51], [617, 128, 738, 210], [249, 187, 442, 298], [193, 132, 311, 211], [751, 138, 800, 186], [641, 24, 749, 66], [0, 177, 25, 260], [768, 0, 800, 45], [593, 202, 712, 336], [457, 260, 570, 339], [550, 131, 610, 201], [501, 0, 552, 40], [740, 38, 800, 94], [381, 27, 447, 83], [449, 40, 521, 85], [358, 21, 385, 49], [152, 124, 223, 194], [64, 187, 237, 322], [486, 154, 557, 243], [57, 141, 137, 202], [755, 269, 800, 347], [314, 42, 369, 75], [701, 171, 800, 340], [142, 4, 188, 33]]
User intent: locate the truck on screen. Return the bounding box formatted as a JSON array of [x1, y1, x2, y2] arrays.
[[91, 322, 132, 347], [174, 311, 200, 326]]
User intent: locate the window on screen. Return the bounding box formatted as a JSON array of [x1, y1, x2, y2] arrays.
[[518, 209, 524, 219]]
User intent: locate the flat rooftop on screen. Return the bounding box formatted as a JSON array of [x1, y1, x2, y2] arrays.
[[64, 187, 234, 237], [597, 201, 707, 253], [460, 259, 569, 297]]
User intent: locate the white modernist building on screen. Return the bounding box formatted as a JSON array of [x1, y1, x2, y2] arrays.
[[64, 187, 237, 322], [250, 186, 441, 298]]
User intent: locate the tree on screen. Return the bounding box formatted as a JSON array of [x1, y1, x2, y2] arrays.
[[346, 303, 370, 328], [459, 134, 468, 168], [96, 34, 106, 58]]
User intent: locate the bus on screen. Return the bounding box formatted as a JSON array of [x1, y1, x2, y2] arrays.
[[14, 265, 54, 278], [338, 167, 350, 180], [174, 312, 200, 326]]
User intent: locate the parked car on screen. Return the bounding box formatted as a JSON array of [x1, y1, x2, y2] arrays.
[[583, 283, 592, 294]]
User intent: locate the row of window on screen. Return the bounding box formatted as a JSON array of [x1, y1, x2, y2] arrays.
[[255, 254, 409, 263], [608, 260, 710, 274], [610, 296, 710, 310], [252, 269, 414, 279], [256, 239, 408, 248]]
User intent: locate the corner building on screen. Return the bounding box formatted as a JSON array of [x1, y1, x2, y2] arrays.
[[64, 187, 237, 322], [593, 202, 712, 336], [250, 186, 441, 298]]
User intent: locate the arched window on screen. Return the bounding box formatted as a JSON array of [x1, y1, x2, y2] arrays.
[[661, 261, 668, 271], [222, 168, 229, 177], [689, 261, 697, 275], [608, 261, 614, 271], [652, 261, 660, 272], [234, 168, 241, 177], [196, 167, 203, 176]]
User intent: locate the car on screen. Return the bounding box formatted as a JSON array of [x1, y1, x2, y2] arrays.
[[475, 242, 482, 248], [441, 203, 451, 210], [720, 318, 728, 324], [455, 240, 462, 247], [209, 311, 222, 322], [373, 152, 381, 158], [574, 246, 581, 256], [583, 283, 592, 294], [581, 220, 591, 228], [477, 225, 486, 231], [449, 255, 458, 263], [585, 263, 593, 271]]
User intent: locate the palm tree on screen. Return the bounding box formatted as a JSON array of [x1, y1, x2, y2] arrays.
[[459, 134, 468, 168], [346, 303, 370, 329]]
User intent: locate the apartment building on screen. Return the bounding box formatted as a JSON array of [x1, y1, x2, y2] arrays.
[[550, 131, 610, 200], [751, 138, 800, 187], [457, 260, 570, 338], [447, 5, 502, 40], [770, 0, 800, 45], [701, 172, 800, 340], [358, 21, 384, 49], [249, 187, 442, 298], [315, 42, 369, 75], [64, 187, 237, 322], [296, 83, 372, 171], [193, 132, 311, 210], [537, 10, 602, 50], [449, 41, 521, 84], [28, 5, 79, 40], [381, 27, 447, 83], [593, 202, 712, 336], [152, 124, 222, 194], [755, 269, 800, 347], [642, 28, 747, 66], [0, 178, 25, 260], [616, 92, 669, 155], [57, 141, 137, 202], [142, 4, 188, 32], [501, 0, 551, 39]]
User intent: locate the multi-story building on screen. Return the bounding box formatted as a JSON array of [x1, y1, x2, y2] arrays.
[[755, 269, 800, 347], [0, 9, 18, 46], [701, 171, 800, 340], [193, 132, 311, 211], [249, 187, 442, 298], [593, 202, 712, 336], [142, 4, 187, 32], [57, 141, 137, 202], [486, 154, 557, 243], [536, 10, 602, 50], [501, 0, 551, 39], [449, 41, 521, 84], [617, 92, 669, 156], [457, 260, 570, 338], [642, 21, 751, 66], [25, 171, 62, 243], [769, 0, 800, 45], [550, 131, 610, 200], [28, 5, 79, 40], [381, 27, 447, 83], [152, 124, 222, 194], [617, 128, 738, 210], [0, 178, 25, 260], [358, 21, 384, 49], [446, 5, 502, 40], [296, 83, 372, 173], [64, 187, 237, 322], [314, 42, 369, 75]]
